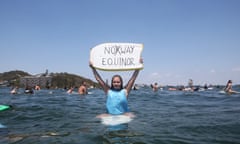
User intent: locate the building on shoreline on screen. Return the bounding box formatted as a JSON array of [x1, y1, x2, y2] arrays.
[[20, 70, 52, 88]]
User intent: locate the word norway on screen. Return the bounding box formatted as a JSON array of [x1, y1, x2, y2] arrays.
[[104, 45, 134, 55], [102, 45, 136, 66]]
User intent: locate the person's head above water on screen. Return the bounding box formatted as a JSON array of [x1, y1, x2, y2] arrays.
[[111, 75, 123, 91]]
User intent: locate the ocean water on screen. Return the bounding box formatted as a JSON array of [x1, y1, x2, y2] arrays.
[[0, 86, 240, 144]]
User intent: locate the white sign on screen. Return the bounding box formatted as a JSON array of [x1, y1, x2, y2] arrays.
[[90, 43, 144, 71]]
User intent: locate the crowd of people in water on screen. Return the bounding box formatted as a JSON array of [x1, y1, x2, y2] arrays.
[[7, 66, 239, 123], [66, 81, 88, 95], [9, 81, 89, 95], [9, 79, 238, 95], [10, 85, 40, 94], [149, 79, 239, 94]]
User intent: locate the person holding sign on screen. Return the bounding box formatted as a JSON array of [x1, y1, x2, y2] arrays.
[[89, 58, 143, 118]]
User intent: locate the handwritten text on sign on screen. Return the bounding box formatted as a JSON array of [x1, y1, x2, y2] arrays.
[[90, 43, 143, 71], [102, 45, 135, 66]]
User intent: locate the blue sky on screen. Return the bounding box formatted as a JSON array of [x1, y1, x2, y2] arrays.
[[1, 0, 240, 85]]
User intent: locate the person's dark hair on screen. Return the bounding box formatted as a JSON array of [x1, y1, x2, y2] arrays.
[[111, 75, 123, 91]]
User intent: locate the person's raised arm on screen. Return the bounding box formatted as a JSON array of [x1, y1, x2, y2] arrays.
[[125, 70, 140, 97], [89, 63, 109, 94], [125, 58, 143, 97]]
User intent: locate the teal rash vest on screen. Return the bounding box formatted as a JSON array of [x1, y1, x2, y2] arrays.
[[106, 89, 129, 115]]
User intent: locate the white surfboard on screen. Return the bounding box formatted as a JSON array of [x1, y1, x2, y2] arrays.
[[0, 123, 6, 128], [100, 115, 133, 126], [90, 43, 144, 71], [219, 90, 226, 94], [219, 90, 240, 94]]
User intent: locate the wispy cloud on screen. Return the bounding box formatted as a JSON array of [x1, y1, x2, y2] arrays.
[[210, 69, 216, 73], [146, 72, 162, 83], [151, 72, 160, 76], [232, 67, 240, 72], [151, 72, 160, 77]]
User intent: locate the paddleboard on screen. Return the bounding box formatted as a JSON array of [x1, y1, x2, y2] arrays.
[[219, 90, 240, 94], [90, 43, 144, 71], [228, 91, 240, 94], [100, 115, 133, 126], [219, 90, 226, 94], [0, 105, 10, 111], [0, 123, 6, 128]]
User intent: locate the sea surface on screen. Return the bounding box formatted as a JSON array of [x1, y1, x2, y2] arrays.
[[1, 86, 240, 144]]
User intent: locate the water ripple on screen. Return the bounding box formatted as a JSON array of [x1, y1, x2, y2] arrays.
[[1, 87, 240, 143]]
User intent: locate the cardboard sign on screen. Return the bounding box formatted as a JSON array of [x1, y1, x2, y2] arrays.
[[90, 43, 143, 71]]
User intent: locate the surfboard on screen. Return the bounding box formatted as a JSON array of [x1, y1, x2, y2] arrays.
[[0, 123, 6, 128], [100, 115, 133, 126], [228, 91, 240, 94], [219, 90, 240, 94], [0, 105, 10, 111], [90, 43, 144, 71]]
